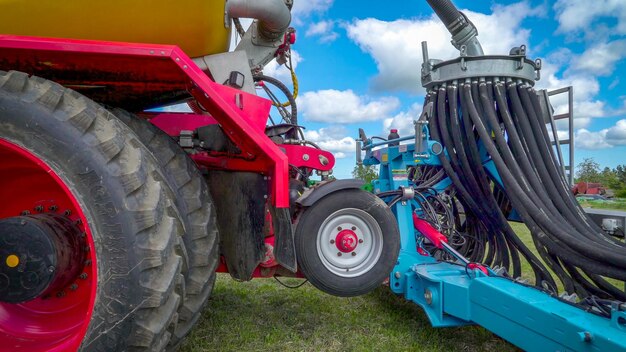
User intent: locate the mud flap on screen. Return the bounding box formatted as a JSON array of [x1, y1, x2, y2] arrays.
[[269, 206, 297, 272], [207, 171, 266, 281]]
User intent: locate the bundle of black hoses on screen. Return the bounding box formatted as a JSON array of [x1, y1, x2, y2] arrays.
[[426, 78, 626, 303]]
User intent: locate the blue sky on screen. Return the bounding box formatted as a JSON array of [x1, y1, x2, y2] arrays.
[[260, 0, 626, 179]]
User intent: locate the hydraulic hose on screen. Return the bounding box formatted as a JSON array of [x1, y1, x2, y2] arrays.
[[426, 0, 462, 27], [425, 0, 484, 55], [427, 77, 626, 301]]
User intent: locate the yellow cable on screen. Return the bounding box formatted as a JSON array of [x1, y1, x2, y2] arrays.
[[272, 53, 298, 108]]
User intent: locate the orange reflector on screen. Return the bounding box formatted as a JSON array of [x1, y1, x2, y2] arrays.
[[6, 254, 19, 268]]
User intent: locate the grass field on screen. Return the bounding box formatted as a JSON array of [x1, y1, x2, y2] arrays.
[[180, 275, 517, 352], [579, 198, 626, 211], [180, 202, 625, 351]]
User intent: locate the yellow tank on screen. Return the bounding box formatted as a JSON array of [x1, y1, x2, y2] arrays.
[[0, 0, 231, 58]]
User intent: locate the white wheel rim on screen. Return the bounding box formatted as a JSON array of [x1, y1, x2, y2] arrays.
[[316, 208, 384, 278]]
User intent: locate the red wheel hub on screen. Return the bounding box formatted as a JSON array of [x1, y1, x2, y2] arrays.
[[335, 229, 359, 253], [0, 139, 97, 351]]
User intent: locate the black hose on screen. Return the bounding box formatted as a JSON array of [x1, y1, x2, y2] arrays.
[[425, 77, 626, 301], [254, 74, 298, 126], [426, 0, 462, 29]]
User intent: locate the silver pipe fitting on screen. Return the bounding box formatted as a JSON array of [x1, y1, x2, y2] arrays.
[[226, 0, 291, 39]]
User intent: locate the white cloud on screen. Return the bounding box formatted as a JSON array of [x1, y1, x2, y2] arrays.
[[575, 129, 611, 149], [570, 40, 626, 76], [297, 89, 400, 123], [292, 0, 334, 25], [306, 20, 339, 43], [383, 103, 423, 137], [574, 119, 626, 149], [304, 126, 355, 158], [606, 119, 626, 145], [344, 2, 542, 93], [262, 50, 302, 83], [554, 0, 626, 35]]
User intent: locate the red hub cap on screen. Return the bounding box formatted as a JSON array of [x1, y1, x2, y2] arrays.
[[0, 139, 96, 351], [335, 230, 359, 253]]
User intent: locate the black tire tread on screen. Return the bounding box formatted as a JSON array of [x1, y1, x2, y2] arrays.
[[0, 71, 184, 351], [112, 109, 219, 349]]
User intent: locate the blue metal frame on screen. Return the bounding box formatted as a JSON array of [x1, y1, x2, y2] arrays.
[[360, 129, 626, 352]]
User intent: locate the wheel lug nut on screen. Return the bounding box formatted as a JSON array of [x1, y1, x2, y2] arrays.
[[337, 226, 342, 231], [70, 284, 78, 291], [84, 260, 92, 266], [352, 252, 356, 256], [56, 291, 66, 298], [351, 226, 356, 231], [20, 210, 30, 216], [34, 205, 44, 212], [330, 239, 335, 244], [337, 252, 342, 257], [64, 210, 72, 216], [49, 205, 58, 212], [79, 273, 88, 280], [359, 239, 363, 244]]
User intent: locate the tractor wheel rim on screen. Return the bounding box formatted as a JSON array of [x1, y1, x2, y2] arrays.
[[316, 208, 384, 278], [0, 138, 97, 351]]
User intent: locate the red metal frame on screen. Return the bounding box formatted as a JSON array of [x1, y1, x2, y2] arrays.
[[0, 35, 292, 207], [0, 139, 97, 351]]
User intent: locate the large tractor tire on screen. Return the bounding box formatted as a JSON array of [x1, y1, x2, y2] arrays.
[[112, 109, 219, 349], [295, 189, 400, 297], [0, 71, 184, 351]]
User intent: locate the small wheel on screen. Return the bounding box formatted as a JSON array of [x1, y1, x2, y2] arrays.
[[112, 109, 219, 349], [0, 71, 183, 351], [295, 189, 400, 296]]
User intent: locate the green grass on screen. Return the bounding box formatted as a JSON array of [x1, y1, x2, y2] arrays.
[[578, 198, 626, 211], [180, 275, 518, 352], [180, 204, 625, 351]]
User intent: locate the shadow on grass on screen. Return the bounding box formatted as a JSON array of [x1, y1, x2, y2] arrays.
[[179, 274, 517, 352]]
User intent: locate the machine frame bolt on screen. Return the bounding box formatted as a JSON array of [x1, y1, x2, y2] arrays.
[[424, 289, 433, 305], [394, 271, 402, 279]]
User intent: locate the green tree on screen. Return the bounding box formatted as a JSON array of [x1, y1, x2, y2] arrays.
[[616, 165, 626, 186], [599, 167, 620, 189], [352, 164, 378, 184], [575, 158, 600, 183]]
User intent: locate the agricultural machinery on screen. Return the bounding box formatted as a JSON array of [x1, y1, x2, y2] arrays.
[[0, 0, 624, 351]]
